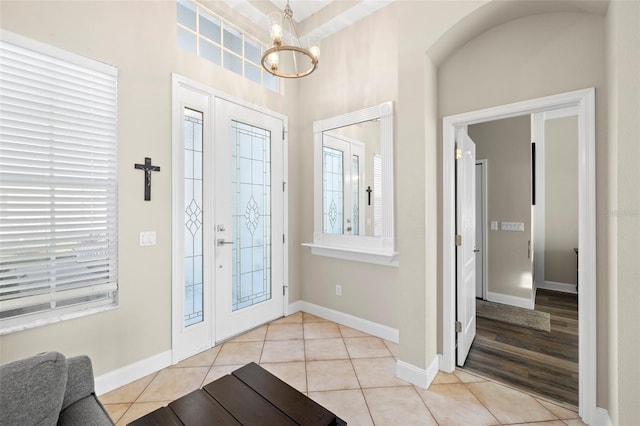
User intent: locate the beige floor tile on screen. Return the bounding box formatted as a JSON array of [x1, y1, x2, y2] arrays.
[[304, 337, 349, 361], [344, 337, 391, 358], [339, 325, 369, 338], [536, 399, 579, 419], [415, 383, 499, 426], [171, 346, 220, 368], [304, 322, 342, 339], [202, 364, 242, 385], [99, 372, 157, 404], [432, 371, 461, 384], [454, 368, 485, 383], [467, 381, 557, 424], [271, 311, 303, 324], [213, 341, 263, 365], [136, 367, 209, 402], [229, 324, 268, 342], [306, 360, 360, 392], [259, 361, 307, 393], [303, 312, 330, 323], [115, 401, 172, 426], [266, 323, 304, 340], [308, 389, 373, 426], [260, 339, 305, 363], [363, 387, 438, 426], [563, 419, 588, 426], [383, 339, 400, 357], [510, 422, 566, 426], [351, 357, 411, 388], [103, 403, 131, 424]]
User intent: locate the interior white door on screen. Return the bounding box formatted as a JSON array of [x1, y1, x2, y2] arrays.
[[214, 98, 285, 342], [456, 128, 477, 366]]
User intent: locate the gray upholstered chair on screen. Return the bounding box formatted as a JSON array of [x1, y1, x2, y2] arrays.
[[0, 351, 113, 426]]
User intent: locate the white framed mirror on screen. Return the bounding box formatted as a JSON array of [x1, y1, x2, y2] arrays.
[[302, 101, 398, 266]]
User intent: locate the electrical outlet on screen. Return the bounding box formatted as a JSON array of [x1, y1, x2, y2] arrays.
[[335, 284, 342, 296]]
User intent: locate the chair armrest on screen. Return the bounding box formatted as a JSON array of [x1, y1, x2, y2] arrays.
[[61, 355, 95, 411]]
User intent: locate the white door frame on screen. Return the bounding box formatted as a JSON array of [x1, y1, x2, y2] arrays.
[[441, 88, 596, 423], [475, 159, 488, 300], [171, 74, 289, 362]]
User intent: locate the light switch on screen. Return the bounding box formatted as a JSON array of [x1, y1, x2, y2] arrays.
[[139, 231, 157, 246], [491, 221, 498, 231], [501, 222, 525, 232]]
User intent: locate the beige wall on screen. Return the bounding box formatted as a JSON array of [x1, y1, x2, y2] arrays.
[[544, 116, 579, 286], [437, 10, 608, 405], [297, 5, 399, 330], [0, 0, 300, 374], [605, 1, 640, 424], [469, 116, 533, 301]]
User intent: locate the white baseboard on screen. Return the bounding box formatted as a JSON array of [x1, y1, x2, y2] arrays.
[[486, 291, 534, 310], [94, 350, 172, 396], [395, 355, 439, 389], [539, 280, 578, 294], [289, 301, 399, 343], [593, 407, 612, 426]]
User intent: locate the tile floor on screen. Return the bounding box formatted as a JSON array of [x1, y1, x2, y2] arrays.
[[100, 312, 585, 425]]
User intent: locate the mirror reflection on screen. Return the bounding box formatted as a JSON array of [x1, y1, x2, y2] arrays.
[[322, 119, 381, 237]]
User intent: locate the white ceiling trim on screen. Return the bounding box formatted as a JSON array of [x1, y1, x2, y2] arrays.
[[220, 0, 394, 43], [302, 0, 394, 43]]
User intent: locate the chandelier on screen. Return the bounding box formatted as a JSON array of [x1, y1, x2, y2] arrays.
[[261, 1, 320, 78]]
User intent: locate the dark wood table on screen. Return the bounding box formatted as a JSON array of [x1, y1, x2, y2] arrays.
[[128, 362, 346, 425]]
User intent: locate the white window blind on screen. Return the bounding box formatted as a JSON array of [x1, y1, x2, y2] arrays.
[[0, 31, 118, 333]]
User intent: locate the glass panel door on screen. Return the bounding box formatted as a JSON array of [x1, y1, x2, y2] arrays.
[[231, 121, 272, 311], [214, 97, 284, 342]]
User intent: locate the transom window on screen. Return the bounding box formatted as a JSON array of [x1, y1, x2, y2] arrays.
[[176, 0, 277, 92]]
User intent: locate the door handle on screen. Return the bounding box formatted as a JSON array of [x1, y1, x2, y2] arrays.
[[217, 239, 234, 246], [473, 249, 480, 253]]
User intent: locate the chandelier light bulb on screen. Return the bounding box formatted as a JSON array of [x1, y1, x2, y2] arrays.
[[261, 3, 320, 78]]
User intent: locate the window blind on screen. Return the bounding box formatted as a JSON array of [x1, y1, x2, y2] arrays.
[[0, 31, 118, 332]]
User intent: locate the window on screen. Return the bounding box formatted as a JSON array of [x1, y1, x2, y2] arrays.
[[0, 31, 118, 333], [322, 133, 365, 235], [176, 0, 277, 92]]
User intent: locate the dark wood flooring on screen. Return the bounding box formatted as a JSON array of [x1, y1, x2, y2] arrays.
[[463, 289, 579, 406]]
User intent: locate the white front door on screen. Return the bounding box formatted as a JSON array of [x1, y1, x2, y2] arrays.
[[213, 98, 285, 342], [456, 128, 477, 366]]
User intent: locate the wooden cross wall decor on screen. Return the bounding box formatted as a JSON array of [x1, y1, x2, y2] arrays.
[[134, 157, 160, 201]]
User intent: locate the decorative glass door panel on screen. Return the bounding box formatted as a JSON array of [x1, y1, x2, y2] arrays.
[[214, 97, 284, 342], [323, 146, 343, 234], [352, 155, 360, 235], [231, 121, 271, 312], [183, 108, 204, 327]]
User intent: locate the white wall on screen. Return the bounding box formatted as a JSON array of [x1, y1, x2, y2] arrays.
[[544, 116, 579, 286], [469, 116, 533, 301], [605, 1, 640, 423]]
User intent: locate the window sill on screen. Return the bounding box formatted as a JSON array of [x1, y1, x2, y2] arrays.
[[302, 243, 399, 266]]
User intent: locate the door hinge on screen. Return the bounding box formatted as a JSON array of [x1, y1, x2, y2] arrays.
[[283, 285, 288, 296], [455, 321, 462, 333], [283, 234, 286, 243], [282, 127, 285, 140], [283, 181, 286, 192], [455, 148, 462, 160], [456, 234, 462, 246]]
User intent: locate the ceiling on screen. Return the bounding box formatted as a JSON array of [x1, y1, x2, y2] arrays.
[[220, 0, 394, 42]]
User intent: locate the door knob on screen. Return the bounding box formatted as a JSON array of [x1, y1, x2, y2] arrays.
[[473, 248, 480, 253], [217, 239, 234, 246]]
